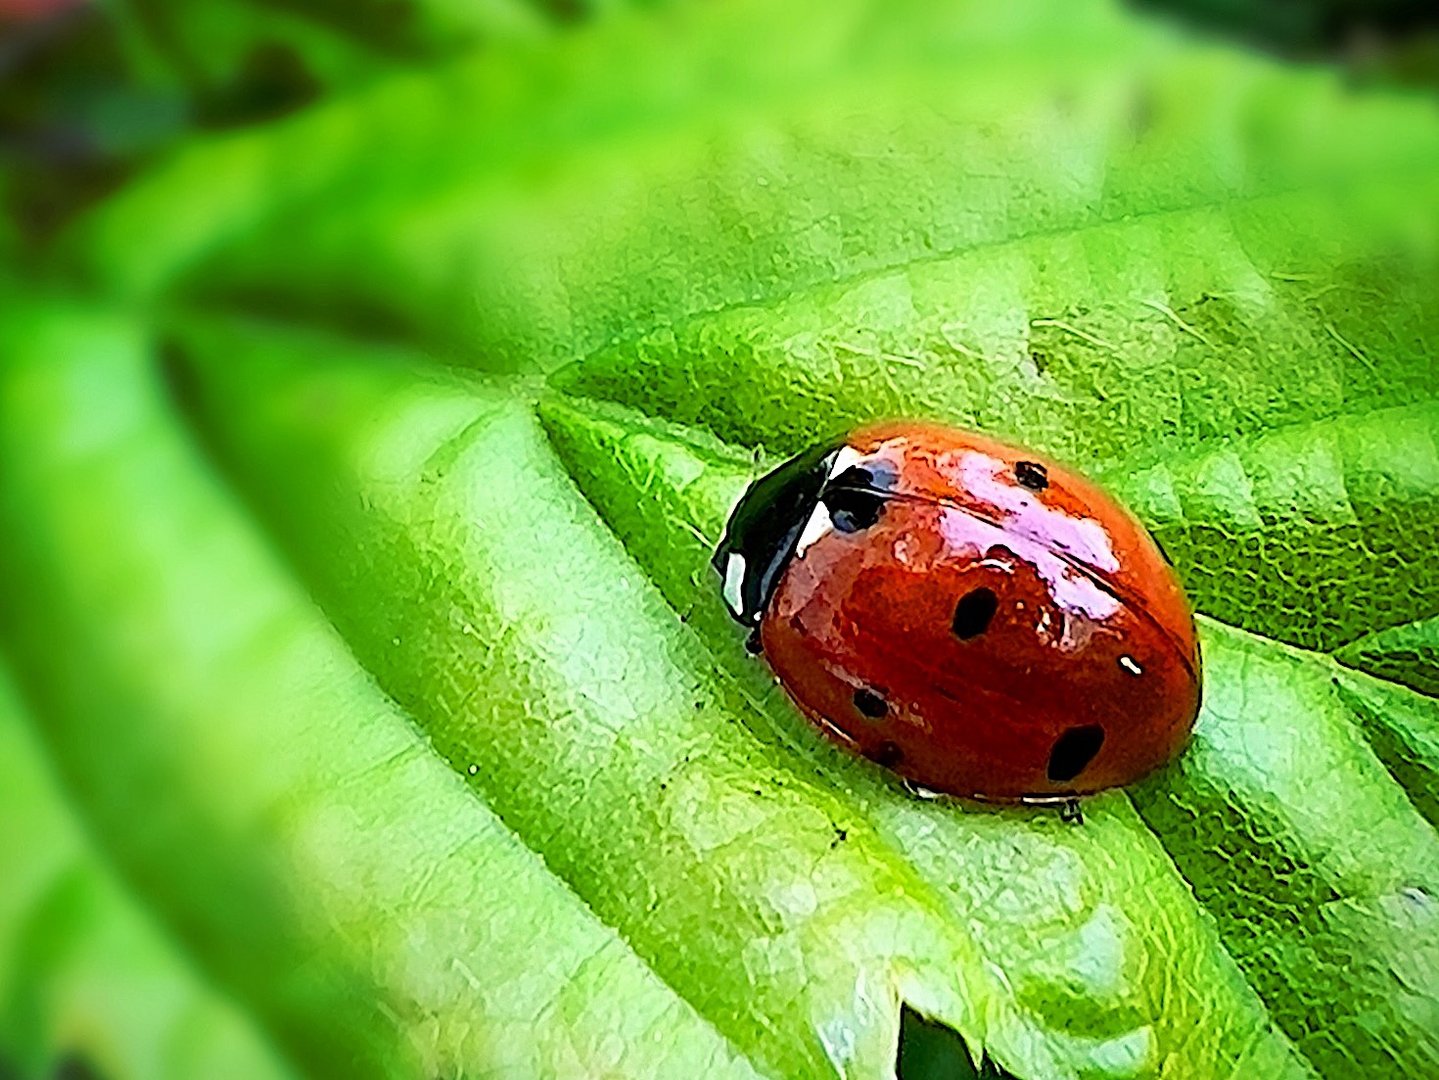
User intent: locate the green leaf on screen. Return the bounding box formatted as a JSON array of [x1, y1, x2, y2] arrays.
[[0, 663, 297, 1080], [104, 0, 689, 125], [1330, 664, 1439, 827], [0, 302, 767, 1080], [12, 0, 1439, 1074], [107, 0, 404, 105], [1099, 403, 1439, 653], [108, 0, 549, 98], [17, 9, 1233, 340], [529, 387, 1439, 1078], [1336, 614, 1439, 698], [70, 0, 1439, 376], [1128, 622, 1439, 1074], [161, 314, 1314, 1080]]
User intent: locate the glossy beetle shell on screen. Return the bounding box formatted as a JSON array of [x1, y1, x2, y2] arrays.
[[714, 421, 1200, 800]]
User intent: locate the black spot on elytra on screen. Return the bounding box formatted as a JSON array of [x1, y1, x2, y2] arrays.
[[1047, 725, 1105, 782], [952, 588, 999, 639], [866, 741, 904, 768], [853, 687, 888, 720], [1015, 460, 1049, 491], [824, 486, 885, 532]]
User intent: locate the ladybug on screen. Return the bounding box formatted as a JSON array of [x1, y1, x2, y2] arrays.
[[712, 421, 1200, 808]]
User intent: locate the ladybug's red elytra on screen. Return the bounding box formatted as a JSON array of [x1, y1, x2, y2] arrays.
[[712, 421, 1201, 806]]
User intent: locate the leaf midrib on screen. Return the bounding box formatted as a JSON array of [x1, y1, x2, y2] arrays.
[[521, 379, 1429, 1077]]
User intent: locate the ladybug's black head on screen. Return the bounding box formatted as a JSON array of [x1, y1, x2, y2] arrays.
[[712, 440, 840, 625], [713, 437, 895, 625]]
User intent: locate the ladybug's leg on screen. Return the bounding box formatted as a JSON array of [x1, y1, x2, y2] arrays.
[[1059, 798, 1084, 825], [745, 628, 764, 656]]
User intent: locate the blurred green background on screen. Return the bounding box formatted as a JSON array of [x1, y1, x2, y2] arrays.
[[2, 1, 1438, 1079]]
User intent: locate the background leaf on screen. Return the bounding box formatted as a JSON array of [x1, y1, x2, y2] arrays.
[[0, 302, 767, 1080], [2, 0, 1438, 1076], [0, 662, 296, 1080]]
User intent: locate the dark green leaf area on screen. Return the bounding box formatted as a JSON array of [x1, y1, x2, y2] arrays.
[[899, 1007, 1021, 1080], [1337, 614, 1439, 700], [1104, 401, 1439, 653], [1131, 621, 1439, 1075], [1331, 667, 1439, 828]]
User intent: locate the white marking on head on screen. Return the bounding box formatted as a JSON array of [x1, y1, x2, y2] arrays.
[[722, 553, 747, 615], [827, 444, 865, 479], [794, 503, 833, 557]]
